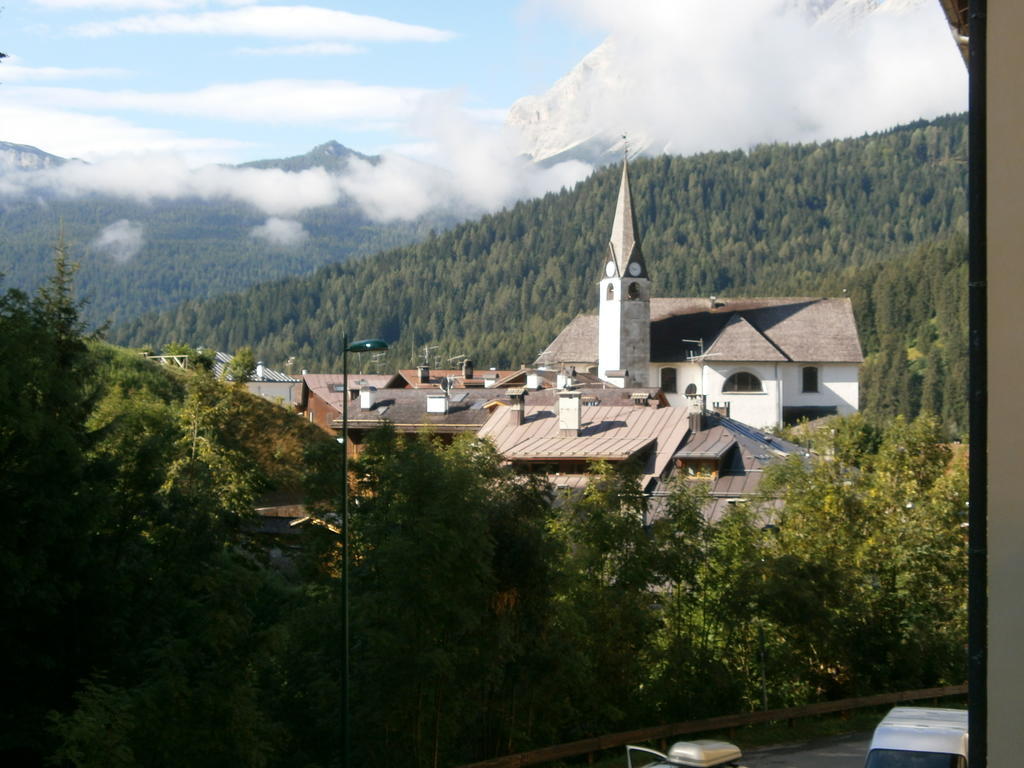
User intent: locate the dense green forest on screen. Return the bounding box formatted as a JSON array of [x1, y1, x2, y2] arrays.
[[111, 115, 969, 432], [2, 257, 967, 767], [0, 142, 448, 328]]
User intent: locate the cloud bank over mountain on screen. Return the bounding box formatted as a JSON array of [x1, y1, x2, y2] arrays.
[[2, 0, 966, 223], [511, 0, 967, 163]]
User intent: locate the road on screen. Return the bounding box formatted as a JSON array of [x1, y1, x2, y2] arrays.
[[741, 732, 871, 768]]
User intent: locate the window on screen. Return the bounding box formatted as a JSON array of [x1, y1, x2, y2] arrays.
[[660, 367, 677, 393], [606, 283, 615, 300], [684, 383, 698, 396], [723, 371, 763, 393], [802, 365, 819, 393], [627, 281, 640, 299]]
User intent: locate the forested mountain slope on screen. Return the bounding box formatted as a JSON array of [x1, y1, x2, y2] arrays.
[[112, 114, 968, 430], [0, 142, 444, 329]]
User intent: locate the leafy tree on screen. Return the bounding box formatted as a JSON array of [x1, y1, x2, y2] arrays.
[[226, 345, 257, 383]]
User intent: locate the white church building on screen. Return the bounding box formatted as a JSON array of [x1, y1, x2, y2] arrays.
[[536, 160, 863, 430]]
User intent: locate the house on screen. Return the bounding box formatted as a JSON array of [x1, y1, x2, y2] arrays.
[[478, 385, 804, 519], [331, 386, 503, 458], [297, 372, 400, 432], [536, 160, 863, 429], [666, 409, 806, 523], [477, 387, 690, 496], [212, 351, 303, 405]]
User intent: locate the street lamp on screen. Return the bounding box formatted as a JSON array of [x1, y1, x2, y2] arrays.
[[341, 335, 388, 768]]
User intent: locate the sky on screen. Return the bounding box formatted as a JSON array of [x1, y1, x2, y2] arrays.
[[1, 0, 968, 225]]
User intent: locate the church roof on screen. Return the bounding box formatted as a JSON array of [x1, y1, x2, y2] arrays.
[[607, 160, 648, 277], [536, 297, 863, 365]]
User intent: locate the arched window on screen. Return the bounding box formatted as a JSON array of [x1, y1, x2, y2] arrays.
[[660, 367, 677, 393], [606, 283, 615, 300], [684, 383, 698, 396], [627, 282, 640, 299], [802, 366, 819, 393], [723, 371, 763, 393]]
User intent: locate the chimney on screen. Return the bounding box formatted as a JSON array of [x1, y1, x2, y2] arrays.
[[301, 368, 309, 375], [508, 387, 526, 426], [255, 361, 266, 380], [526, 371, 542, 390], [709, 295, 717, 308], [359, 385, 376, 410], [558, 391, 582, 437], [688, 394, 706, 433], [417, 365, 430, 383], [630, 391, 651, 407], [712, 400, 730, 418], [426, 394, 448, 414], [462, 359, 474, 380]]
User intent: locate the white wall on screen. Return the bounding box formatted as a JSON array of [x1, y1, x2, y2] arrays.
[[779, 363, 859, 414], [704, 362, 781, 429], [246, 380, 299, 405], [652, 361, 859, 428]]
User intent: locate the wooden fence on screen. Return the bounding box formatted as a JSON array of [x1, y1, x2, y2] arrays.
[[458, 684, 968, 768]]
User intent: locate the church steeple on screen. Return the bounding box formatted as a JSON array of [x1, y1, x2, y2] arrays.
[[598, 153, 651, 387], [606, 158, 648, 278]]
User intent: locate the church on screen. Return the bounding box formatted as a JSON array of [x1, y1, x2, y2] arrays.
[[536, 160, 863, 430]]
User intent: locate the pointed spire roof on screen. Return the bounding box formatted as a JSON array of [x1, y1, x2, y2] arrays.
[[607, 158, 648, 277]]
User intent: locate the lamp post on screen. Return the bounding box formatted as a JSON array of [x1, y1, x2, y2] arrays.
[[341, 334, 389, 768]]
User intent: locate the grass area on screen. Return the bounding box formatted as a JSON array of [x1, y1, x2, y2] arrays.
[[583, 698, 968, 768]]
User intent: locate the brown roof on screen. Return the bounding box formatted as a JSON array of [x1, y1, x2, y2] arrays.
[[334, 388, 496, 432], [536, 297, 863, 365], [396, 368, 520, 389], [478, 404, 691, 488], [302, 373, 399, 411]]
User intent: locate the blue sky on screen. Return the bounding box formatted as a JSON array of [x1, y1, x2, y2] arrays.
[[3, 1, 603, 163]]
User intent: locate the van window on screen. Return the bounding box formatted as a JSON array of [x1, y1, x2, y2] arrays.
[[865, 749, 966, 768]]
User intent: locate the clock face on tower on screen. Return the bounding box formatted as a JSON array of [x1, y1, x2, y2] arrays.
[[605, 261, 616, 277], [628, 261, 642, 276]]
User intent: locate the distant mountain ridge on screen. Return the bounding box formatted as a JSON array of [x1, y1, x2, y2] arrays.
[[238, 140, 380, 173], [0, 141, 68, 172], [0, 139, 446, 329]]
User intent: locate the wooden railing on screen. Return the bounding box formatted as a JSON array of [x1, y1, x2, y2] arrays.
[[458, 684, 968, 768]]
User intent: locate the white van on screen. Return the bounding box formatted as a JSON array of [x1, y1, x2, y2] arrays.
[[864, 707, 968, 767]]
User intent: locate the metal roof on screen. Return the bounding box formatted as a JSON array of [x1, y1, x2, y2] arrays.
[[213, 351, 301, 382], [478, 404, 691, 486]]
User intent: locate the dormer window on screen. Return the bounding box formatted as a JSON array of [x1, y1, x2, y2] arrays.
[[723, 371, 763, 393]]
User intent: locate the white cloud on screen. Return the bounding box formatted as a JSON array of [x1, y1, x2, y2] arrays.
[[337, 95, 592, 221], [0, 57, 126, 82], [32, 0, 262, 9], [0, 102, 250, 164], [251, 217, 309, 247], [91, 219, 145, 262], [521, 0, 967, 157], [8, 80, 433, 123], [73, 5, 455, 42], [234, 42, 363, 56]]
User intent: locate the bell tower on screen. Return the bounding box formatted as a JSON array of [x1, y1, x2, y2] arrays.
[[598, 155, 650, 386]]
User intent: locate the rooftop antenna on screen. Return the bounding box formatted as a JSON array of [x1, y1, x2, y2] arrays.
[[681, 338, 705, 360], [370, 351, 386, 373], [421, 344, 438, 366], [622, 132, 629, 162]]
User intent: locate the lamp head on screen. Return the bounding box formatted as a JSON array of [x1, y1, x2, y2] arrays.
[[346, 338, 389, 353]]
